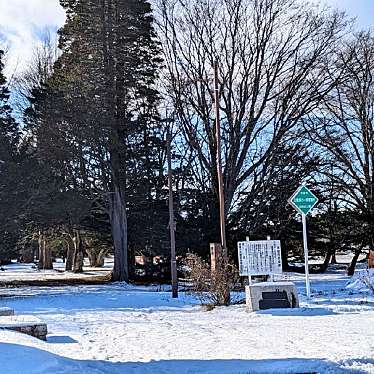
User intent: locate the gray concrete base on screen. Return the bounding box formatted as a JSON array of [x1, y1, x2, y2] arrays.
[[246, 282, 299, 312], [0, 316, 48, 340], [0, 307, 15, 316]]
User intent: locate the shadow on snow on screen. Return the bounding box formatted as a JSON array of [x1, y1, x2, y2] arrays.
[[1, 343, 372, 374]]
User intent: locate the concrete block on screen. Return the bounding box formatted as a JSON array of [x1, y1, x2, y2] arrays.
[[0, 315, 48, 340], [246, 282, 299, 312], [0, 307, 14, 316]]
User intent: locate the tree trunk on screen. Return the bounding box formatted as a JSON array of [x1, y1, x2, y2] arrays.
[[319, 245, 333, 273], [281, 241, 290, 271], [109, 185, 128, 282], [72, 230, 84, 273], [87, 248, 106, 267], [20, 246, 34, 263], [65, 238, 74, 271], [38, 231, 53, 270], [34, 240, 39, 262], [331, 250, 337, 264], [95, 250, 105, 267], [38, 231, 43, 268], [86, 248, 97, 267], [347, 248, 361, 276], [128, 245, 136, 280], [44, 236, 53, 269], [85, 238, 105, 267]]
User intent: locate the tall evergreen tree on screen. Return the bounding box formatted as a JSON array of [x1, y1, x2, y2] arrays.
[[28, 0, 162, 281], [0, 50, 19, 161], [0, 50, 21, 262]]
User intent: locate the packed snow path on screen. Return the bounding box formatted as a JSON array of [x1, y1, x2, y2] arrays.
[[0, 271, 373, 373]]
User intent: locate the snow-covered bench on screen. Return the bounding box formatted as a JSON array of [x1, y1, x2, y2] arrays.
[[0, 315, 48, 340]]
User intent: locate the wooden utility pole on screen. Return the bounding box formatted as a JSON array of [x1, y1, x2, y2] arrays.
[[214, 60, 227, 257], [167, 125, 178, 298]]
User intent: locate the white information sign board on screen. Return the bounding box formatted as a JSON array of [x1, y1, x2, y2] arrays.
[[238, 240, 282, 276]]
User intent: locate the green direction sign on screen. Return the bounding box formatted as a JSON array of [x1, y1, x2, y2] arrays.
[[289, 185, 318, 216]]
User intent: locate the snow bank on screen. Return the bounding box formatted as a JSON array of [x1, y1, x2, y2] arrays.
[[0, 332, 87, 374], [346, 269, 374, 292]]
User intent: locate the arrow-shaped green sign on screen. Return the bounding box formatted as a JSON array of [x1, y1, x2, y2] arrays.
[[289, 185, 318, 216]]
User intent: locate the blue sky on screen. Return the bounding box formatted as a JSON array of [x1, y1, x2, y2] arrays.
[[0, 0, 65, 77], [324, 0, 374, 28], [0, 0, 373, 77]]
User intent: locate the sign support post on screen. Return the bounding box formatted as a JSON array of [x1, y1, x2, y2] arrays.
[[267, 236, 275, 283], [302, 213, 311, 298], [288, 184, 318, 299], [246, 236, 252, 285]]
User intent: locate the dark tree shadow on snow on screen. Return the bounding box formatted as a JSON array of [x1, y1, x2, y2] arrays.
[[47, 335, 78, 344], [256, 307, 338, 317]]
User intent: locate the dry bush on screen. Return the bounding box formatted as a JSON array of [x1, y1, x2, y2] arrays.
[[184, 254, 239, 306]]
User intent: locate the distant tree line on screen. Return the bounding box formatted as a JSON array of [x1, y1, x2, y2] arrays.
[[0, 0, 373, 279]]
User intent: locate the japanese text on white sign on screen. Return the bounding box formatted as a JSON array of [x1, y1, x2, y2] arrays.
[[238, 240, 282, 276]]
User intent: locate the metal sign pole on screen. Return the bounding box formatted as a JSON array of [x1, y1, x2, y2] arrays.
[[267, 236, 274, 282], [288, 184, 318, 299], [302, 213, 311, 298]]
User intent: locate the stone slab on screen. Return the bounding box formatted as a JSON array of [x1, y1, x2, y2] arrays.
[[0, 315, 48, 340], [0, 307, 14, 316], [246, 282, 299, 312]]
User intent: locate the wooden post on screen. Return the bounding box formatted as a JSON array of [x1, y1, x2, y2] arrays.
[[369, 250, 374, 269], [246, 236, 251, 285], [167, 126, 178, 298], [210, 243, 222, 272], [214, 60, 227, 258]]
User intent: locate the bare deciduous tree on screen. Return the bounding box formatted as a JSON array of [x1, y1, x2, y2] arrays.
[[156, 0, 348, 237], [13, 31, 59, 117], [305, 31, 374, 273]]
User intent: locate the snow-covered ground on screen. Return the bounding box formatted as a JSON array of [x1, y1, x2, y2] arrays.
[[0, 270, 373, 374], [0, 259, 112, 284]]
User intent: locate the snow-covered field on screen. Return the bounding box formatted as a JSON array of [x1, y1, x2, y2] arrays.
[[0, 259, 112, 284], [0, 270, 373, 374]]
